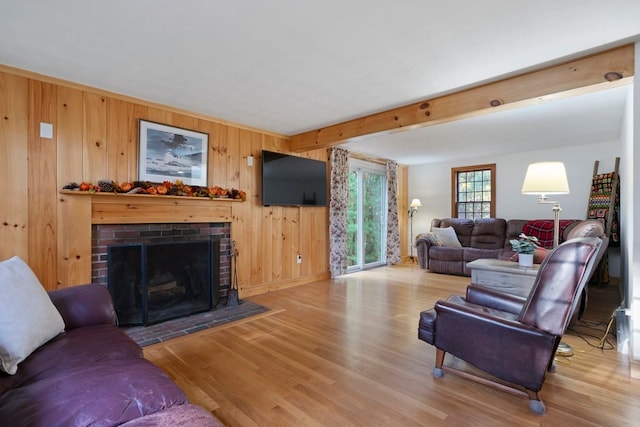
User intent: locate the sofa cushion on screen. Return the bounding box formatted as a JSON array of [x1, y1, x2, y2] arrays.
[[0, 324, 143, 396], [504, 220, 530, 250], [0, 324, 187, 425], [438, 218, 474, 246], [0, 357, 188, 426], [463, 248, 503, 262], [427, 246, 466, 275], [0, 257, 65, 375], [428, 246, 464, 261], [428, 258, 466, 276], [431, 226, 462, 247], [470, 218, 507, 249]]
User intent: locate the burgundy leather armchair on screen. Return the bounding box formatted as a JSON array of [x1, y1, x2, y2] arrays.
[[418, 237, 602, 414]]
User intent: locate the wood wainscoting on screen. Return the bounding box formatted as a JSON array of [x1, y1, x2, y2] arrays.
[[1, 65, 342, 297], [1, 65, 413, 297], [57, 191, 331, 297]]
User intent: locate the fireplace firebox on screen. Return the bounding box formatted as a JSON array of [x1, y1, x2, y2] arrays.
[[107, 239, 220, 325], [92, 222, 231, 326]]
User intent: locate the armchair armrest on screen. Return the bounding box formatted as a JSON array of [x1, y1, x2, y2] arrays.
[[48, 284, 117, 330], [465, 284, 527, 315]]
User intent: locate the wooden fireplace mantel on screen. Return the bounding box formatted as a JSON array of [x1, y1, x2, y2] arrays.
[[59, 190, 236, 224], [57, 191, 237, 288]]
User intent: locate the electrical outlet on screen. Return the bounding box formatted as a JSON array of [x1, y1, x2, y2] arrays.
[[296, 254, 302, 264]]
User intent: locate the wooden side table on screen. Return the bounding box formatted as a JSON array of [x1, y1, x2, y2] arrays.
[[466, 259, 540, 298]]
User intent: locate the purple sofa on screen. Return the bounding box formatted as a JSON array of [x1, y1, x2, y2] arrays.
[[415, 218, 591, 276], [0, 284, 223, 427]]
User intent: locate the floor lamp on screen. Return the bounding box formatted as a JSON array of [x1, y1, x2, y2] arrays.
[[408, 198, 422, 263], [521, 161, 571, 355]]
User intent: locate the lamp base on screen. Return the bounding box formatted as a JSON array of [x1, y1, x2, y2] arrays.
[[556, 342, 574, 357]]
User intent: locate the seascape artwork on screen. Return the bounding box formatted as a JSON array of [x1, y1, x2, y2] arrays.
[[144, 129, 203, 178], [139, 121, 208, 186]]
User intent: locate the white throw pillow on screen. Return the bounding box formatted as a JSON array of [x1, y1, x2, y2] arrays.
[[431, 226, 462, 248], [0, 256, 65, 375]]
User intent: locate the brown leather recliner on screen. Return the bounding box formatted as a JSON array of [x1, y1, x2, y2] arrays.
[[418, 236, 602, 414]]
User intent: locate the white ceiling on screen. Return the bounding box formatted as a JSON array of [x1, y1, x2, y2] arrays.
[[1, 1, 639, 165]]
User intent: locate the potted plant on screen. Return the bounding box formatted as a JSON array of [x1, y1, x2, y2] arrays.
[[509, 233, 540, 267]]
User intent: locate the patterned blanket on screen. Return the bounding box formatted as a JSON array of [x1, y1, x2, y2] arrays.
[[522, 220, 575, 249], [587, 172, 619, 246]]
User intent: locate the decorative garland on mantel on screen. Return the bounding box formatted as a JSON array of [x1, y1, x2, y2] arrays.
[[62, 179, 247, 201]]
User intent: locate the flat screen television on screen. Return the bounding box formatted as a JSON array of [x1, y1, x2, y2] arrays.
[[261, 150, 327, 207]]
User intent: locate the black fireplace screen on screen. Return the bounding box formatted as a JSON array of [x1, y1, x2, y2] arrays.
[[108, 239, 219, 325]]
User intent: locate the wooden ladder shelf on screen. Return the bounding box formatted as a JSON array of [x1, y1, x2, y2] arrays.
[[587, 157, 620, 286]]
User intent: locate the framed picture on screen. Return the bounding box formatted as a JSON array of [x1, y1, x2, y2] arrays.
[[138, 120, 209, 186]]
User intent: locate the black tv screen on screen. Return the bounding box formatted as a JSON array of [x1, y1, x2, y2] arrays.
[[262, 150, 327, 206]]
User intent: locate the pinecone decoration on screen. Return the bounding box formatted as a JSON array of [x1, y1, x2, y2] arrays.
[[98, 180, 115, 193], [62, 182, 79, 190]]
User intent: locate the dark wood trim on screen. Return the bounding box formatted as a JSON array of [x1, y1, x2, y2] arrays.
[[451, 163, 496, 218]]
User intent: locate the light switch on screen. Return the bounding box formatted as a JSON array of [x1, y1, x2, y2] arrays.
[[247, 155, 254, 166], [40, 122, 53, 139]]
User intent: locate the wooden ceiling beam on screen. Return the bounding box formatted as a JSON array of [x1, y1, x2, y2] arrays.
[[289, 44, 634, 152]]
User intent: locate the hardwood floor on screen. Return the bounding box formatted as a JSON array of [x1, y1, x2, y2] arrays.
[[144, 265, 640, 426]]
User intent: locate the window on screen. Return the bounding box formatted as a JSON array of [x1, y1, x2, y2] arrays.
[[451, 164, 495, 219]]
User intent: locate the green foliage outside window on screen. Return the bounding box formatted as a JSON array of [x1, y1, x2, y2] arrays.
[[455, 165, 494, 219], [347, 170, 385, 267]]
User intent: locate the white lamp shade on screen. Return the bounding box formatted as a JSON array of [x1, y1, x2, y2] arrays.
[[410, 198, 422, 208], [521, 162, 570, 195]]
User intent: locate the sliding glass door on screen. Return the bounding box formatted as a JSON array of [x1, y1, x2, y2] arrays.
[[347, 160, 387, 271]]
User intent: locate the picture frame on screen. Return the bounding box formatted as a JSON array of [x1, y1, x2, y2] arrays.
[[138, 120, 209, 186]]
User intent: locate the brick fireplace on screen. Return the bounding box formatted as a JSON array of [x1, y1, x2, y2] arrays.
[[91, 222, 231, 325]]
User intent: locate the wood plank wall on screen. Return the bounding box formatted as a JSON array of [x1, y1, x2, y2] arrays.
[[0, 66, 409, 296]]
